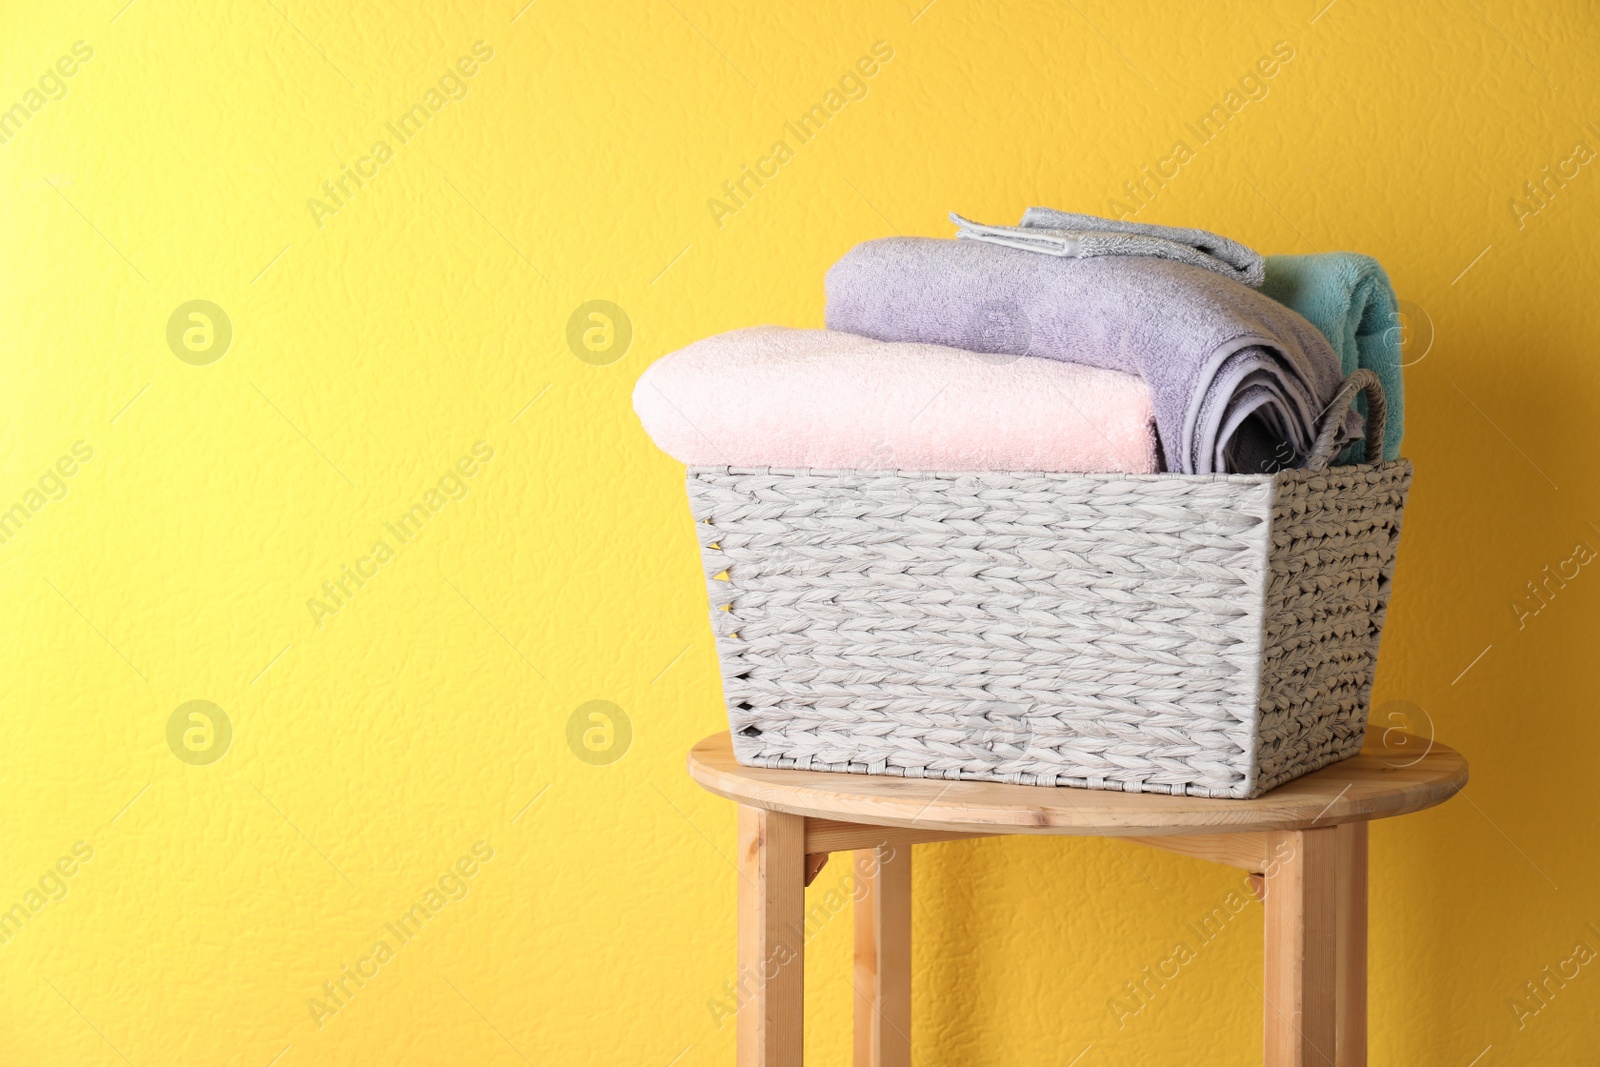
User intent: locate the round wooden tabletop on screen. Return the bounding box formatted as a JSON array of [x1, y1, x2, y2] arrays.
[[687, 730, 1467, 837]]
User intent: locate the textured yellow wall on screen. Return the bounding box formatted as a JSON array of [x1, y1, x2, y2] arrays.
[[1, 0, 1596, 1063]]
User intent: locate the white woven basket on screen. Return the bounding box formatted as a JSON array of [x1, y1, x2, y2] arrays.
[[687, 371, 1410, 798]]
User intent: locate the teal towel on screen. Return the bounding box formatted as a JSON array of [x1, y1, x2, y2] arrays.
[[1260, 254, 1403, 462]]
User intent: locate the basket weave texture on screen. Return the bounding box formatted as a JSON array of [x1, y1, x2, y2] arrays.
[[688, 459, 1412, 799]]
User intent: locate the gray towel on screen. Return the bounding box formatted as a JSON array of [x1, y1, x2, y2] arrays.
[[824, 236, 1358, 474], [951, 208, 1266, 288]]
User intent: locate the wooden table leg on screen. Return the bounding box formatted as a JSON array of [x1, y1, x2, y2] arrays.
[[1335, 822, 1368, 1066], [739, 806, 806, 1067], [1263, 827, 1338, 1067], [854, 844, 912, 1067]]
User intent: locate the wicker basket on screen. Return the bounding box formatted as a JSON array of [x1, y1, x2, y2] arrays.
[[687, 371, 1409, 798]]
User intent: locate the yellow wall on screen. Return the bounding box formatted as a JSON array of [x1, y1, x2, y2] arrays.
[[1, 0, 1596, 1063]]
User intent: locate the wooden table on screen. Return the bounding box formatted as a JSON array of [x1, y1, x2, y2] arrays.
[[688, 730, 1466, 1067]]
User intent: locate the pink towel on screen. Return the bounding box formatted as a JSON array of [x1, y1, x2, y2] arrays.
[[632, 327, 1160, 473]]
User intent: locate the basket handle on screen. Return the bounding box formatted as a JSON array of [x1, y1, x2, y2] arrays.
[[1304, 368, 1386, 472]]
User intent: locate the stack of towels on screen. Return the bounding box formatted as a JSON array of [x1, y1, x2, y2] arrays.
[[635, 208, 1404, 476]]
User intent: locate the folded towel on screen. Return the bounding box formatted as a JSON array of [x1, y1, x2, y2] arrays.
[[1260, 254, 1403, 462], [825, 237, 1357, 474], [633, 326, 1160, 473], [951, 207, 1266, 288], [995, 209, 1402, 461]]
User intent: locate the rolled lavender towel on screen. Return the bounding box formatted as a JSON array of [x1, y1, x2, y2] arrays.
[[633, 327, 1160, 473], [1006, 208, 1403, 461], [952, 207, 1266, 288], [825, 238, 1358, 474]]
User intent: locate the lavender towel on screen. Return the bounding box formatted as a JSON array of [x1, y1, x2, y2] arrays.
[[824, 237, 1358, 474], [952, 208, 1266, 288]]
